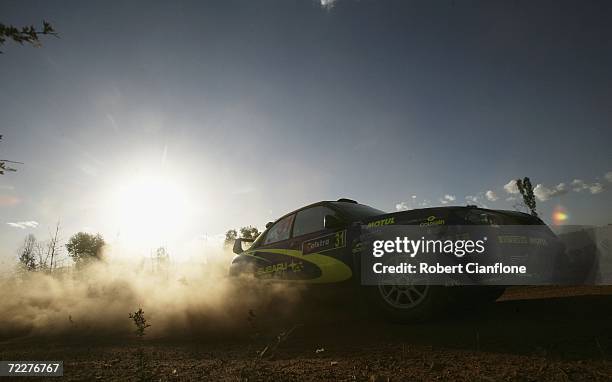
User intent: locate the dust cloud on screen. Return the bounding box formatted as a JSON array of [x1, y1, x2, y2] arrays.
[[0, 248, 303, 341]]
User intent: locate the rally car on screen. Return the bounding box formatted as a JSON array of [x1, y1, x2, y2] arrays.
[[229, 198, 565, 322]]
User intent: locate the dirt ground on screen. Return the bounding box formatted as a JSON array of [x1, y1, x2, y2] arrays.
[[1, 286, 612, 381]]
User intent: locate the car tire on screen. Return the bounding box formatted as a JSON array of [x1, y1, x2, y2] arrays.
[[367, 284, 450, 323]]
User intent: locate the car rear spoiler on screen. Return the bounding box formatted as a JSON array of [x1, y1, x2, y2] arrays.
[[233, 238, 255, 254]]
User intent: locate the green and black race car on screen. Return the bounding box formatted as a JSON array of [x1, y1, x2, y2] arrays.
[[229, 199, 565, 322]]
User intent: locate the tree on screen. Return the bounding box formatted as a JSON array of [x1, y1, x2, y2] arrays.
[[18, 234, 37, 271], [0, 21, 57, 53], [224, 229, 238, 247], [239, 226, 261, 240], [517, 177, 538, 217], [19, 221, 64, 272], [0, 135, 22, 175], [40, 221, 62, 271], [35, 239, 49, 272], [152, 246, 170, 275], [65, 232, 105, 267], [224, 226, 261, 247]]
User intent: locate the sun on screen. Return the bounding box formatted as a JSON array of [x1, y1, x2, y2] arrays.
[[109, 173, 191, 250]]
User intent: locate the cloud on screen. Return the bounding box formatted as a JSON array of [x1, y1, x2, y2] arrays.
[[485, 190, 498, 201], [533, 183, 568, 201], [589, 182, 604, 194], [571, 179, 589, 192], [571, 179, 605, 194], [465, 192, 490, 207], [7, 221, 39, 229], [464, 194, 487, 207], [395, 196, 418, 211], [395, 202, 409, 211], [320, 0, 338, 9], [465, 195, 479, 203], [503, 180, 519, 194], [420, 200, 432, 207], [439, 194, 455, 205], [605, 172, 612, 183]]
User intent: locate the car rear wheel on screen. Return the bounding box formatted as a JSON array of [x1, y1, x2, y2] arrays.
[[369, 283, 449, 323], [377, 284, 430, 309]]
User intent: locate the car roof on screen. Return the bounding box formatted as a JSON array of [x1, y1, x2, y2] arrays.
[[268, 199, 359, 225]]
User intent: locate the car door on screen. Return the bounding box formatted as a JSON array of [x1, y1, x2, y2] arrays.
[[249, 213, 298, 280], [250, 206, 352, 283], [286, 205, 352, 283]]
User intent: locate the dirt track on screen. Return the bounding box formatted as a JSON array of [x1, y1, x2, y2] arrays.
[[1, 286, 612, 381]]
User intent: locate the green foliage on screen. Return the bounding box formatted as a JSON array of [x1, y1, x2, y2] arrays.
[[239, 226, 261, 240], [129, 308, 152, 381], [0, 135, 21, 175], [0, 21, 57, 53], [129, 308, 151, 337], [0, 161, 17, 175], [65, 232, 105, 267], [224, 229, 238, 246], [516, 177, 538, 217], [224, 226, 261, 247], [18, 234, 37, 271]]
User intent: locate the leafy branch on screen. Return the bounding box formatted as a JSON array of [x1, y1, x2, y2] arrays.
[[0, 135, 23, 175], [0, 21, 58, 53], [129, 308, 151, 338]]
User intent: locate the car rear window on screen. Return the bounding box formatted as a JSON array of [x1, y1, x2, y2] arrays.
[[293, 206, 337, 237], [331, 202, 386, 220]]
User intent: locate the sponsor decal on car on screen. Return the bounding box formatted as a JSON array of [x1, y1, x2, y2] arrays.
[[419, 215, 445, 226], [302, 230, 347, 255], [367, 217, 395, 228], [256, 261, 304, 277]]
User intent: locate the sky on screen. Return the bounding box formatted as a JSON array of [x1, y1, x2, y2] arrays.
[[1, 0, 611, 263]]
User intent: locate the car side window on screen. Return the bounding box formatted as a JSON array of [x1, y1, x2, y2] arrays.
[[293, 206, 338, 238], [263, 214, 295, 245]]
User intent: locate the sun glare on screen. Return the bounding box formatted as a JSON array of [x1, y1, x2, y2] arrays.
[[109, 174, 191, 251], [552, 205, 569, 225]]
